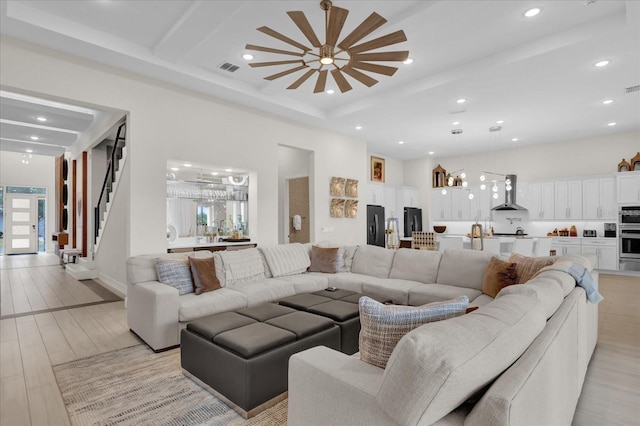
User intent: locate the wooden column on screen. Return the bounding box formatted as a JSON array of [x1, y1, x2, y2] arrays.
[[82, 151, 88, 258]]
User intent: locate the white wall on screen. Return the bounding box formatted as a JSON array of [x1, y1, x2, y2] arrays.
[[1, 38, 367, 284], [0, 151, 56, 252]]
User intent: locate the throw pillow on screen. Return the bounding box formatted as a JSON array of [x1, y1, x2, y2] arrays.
[[308, 245, 345, 273], [154, 258, 193, 295], [359, 295, 468, 369], [509, 253, 556, 284], [482, 256, 518, 297], [188, 256, 221, 295]]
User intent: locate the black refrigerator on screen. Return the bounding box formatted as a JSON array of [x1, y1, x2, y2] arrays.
[[367, 204, 385, 247], [404, 207, 422, 237]]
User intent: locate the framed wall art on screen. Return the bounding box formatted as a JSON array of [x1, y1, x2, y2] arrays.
[[371, 156, 385, 183]]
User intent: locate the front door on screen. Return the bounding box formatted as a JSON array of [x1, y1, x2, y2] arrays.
[[5, 193, 38, 254]]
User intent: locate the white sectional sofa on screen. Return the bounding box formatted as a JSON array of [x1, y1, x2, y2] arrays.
[[126, 243, 598, 425]]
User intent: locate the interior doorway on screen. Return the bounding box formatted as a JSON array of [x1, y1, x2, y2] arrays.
[[288, 177, 310, 244]]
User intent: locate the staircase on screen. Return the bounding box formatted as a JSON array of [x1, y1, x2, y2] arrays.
[[66, 257, 98, 280], [94, 122, 127, 249]]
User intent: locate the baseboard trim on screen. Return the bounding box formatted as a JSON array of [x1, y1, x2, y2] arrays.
[[97, 273, 127, 298]]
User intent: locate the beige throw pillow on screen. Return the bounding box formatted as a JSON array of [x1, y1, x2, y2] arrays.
[[509, 253, 556, 283], [308, 245, 345, 273], [482, 256, 518, 297], [359, 296, 469, 369]]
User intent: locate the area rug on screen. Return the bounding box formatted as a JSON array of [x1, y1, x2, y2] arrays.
[[52, 344, 288, 426]]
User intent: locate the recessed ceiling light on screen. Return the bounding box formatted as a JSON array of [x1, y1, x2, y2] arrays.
[[170, 167, 179, 171], [242, 53, 254, 60], [456, 98, 466, 104], [524, 7, 541, 17], [36, 116, 47, 122], [183, 163, 192, 167], [452, 121, 460, 125], [428, 151, 434, 155], [225, 168, 233, 172], [398, 140, 405, 145], [402, 58, 413, 65], [512, 138, 519, 142], [602, 99, 613, 104], [326, 89, 335, 94], [496, 120, 504, 124], [607, 122, 616, 126], [595, 60, 610, 67], [211, 172, 219, 175], [355, 125, 362, 130], [26, 149, 33, 153], [30, 135, 39, 140]]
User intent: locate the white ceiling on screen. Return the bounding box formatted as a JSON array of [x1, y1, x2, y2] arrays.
[[1, 0, 639, 160]]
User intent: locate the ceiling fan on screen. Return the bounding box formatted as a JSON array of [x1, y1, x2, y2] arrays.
[[246, 0, 409, 94]]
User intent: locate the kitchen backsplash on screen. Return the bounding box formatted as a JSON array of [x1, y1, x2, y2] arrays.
[[430, 220, 614, 238]]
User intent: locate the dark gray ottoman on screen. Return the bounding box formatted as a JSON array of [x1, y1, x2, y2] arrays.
[[181, 303, 339, 418], [307, 299, 361, 355]]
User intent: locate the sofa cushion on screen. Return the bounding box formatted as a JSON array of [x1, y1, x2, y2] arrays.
[[481, 257, 518, 297], [389, 248, 442, 284], [258, 244, 310, 277], [154, 258, 194, 295], [231, 279, 297, 306], [535, 268, 577, 297], [343, 246, 358, 272], [498, 276, 563, 319], [127, 251, 210, 285], [508, 253, 556, 284], [315, 272, 370, 293], [351, 245, 396, 278], [359, 296, 469, 369], [188, 256, 221, 295], [408, 284, 483, 306], [277, 273, 330, 294], [377, 290, 545, 426], [218, 248, 265, 286], [436, 249, 495, 290], [308, 245, 345, 273], [178, 288, 248, 322], [362, 279, 423, 305]]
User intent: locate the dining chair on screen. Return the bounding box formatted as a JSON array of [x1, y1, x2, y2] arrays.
[[533, 237, 553, 257], [511, 238, 534, 257], [482, 238, 501, 254], [438, 236, 464, 252], [412, 231, 436, 250]]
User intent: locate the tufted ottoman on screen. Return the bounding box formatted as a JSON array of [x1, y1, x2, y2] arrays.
[[180, 303, 339, 418]]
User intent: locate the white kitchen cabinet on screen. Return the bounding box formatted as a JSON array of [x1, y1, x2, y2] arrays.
[[450, 189, 471, 220], [433, 188, 452, 221], [397, 187, 419, 209], [490, 182, 505, 208], [367, 183, 384, 205], [554, 180, 582, 220], [383, 186, 397, 220], [469, 186, 492, 221], [581, 238, 617, 270], [617, 172, 640, 204], [552, 237, 582, 256], [582, 177, 616, 220], [525, 182, 555, 220]]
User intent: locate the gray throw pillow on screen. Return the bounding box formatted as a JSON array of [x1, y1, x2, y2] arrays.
[[154, 258, 194, 295], [359, 295, 468, 369]]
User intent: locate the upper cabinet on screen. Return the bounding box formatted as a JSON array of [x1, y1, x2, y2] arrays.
[[554, 180, 582, 220], [525, 182, 555, 220], [433, 188, 452, 221], [367, 183, 385, 205], [617, 172, 640, 204], [583, 177, 616, 220]]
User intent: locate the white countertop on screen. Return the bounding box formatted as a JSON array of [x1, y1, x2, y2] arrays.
[[168, 240, 254, 249]]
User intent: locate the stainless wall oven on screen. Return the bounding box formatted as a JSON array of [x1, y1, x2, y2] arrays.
[[619, 207, 640, 271]]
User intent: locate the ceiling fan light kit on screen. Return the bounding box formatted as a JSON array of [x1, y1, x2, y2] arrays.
[[246, 0, 409, 93]]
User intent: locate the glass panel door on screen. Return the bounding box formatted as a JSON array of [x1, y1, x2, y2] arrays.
[[5, 193, 37, 254]]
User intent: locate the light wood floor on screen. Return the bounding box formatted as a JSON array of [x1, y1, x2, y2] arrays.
[[0, 254, 638, 426]]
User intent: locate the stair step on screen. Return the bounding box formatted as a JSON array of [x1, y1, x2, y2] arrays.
[[78, 257, 95, 268], [66, 263, 98, 280]]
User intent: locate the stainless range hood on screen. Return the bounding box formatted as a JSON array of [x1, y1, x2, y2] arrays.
[[491, 174, 528, 211]]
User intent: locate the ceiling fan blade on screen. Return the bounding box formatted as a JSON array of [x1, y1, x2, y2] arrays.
[[350, 61, 398, 76], [249, 60, 305, 68], [257, 26, 312, 52], [338, 12, 386, 50], [287, 69, 317, 89], [349, 30, 407, 54], [314, 69, 329, 93], [331, 68, 353, 93], [287, 11, 322, 48], [352, 51, 409, 62], [265, 65, 309, 81], [341, 66, 378, 87], [326, 6, 349, 47], [245, 44, 305, 57]]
